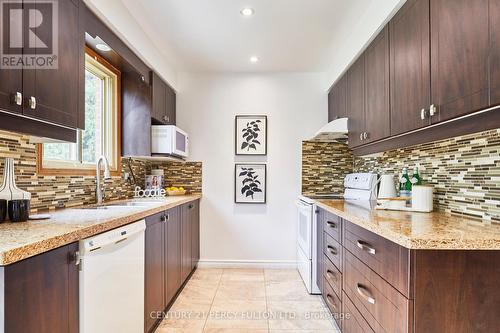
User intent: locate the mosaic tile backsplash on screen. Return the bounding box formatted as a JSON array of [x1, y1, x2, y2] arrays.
[[301, 139, 353, 196], [302, 129, 500, 223], [0, 130, 202, 212], [355, 129, 500, 223]]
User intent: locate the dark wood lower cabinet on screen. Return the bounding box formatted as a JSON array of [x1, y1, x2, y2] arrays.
[[317, 208, 500, 333], [3, 243, 79, 333], [166, 206, 182, 305], [145, 212, 165, 333], [143, 200, 200, 333], [181, 203, 192, 282]]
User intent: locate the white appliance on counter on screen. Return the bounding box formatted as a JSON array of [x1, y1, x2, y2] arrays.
[[79, 220, 146, 333], [296, 172, 378, 294], [152, 125, 189, 158]]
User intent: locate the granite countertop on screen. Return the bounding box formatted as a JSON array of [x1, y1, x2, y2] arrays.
[[314, 199, 500, 250], [0, 195, 201, 266]]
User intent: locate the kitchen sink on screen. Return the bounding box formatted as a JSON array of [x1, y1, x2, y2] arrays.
[[81, 201, 163, 210]]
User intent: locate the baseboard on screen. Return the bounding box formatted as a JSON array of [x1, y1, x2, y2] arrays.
[[197, 259, 298, 269]]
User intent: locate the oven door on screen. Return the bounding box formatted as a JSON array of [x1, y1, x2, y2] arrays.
[[172, 127, 189, 158], [296, 200, 313, 259]]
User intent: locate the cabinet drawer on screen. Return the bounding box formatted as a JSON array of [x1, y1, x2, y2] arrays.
[[323, 232, 342, 271], [343, 220, 410, 296], [320, 208, 341, 243], [322, 277, 342, 328], [342, 292, 374, 333], [323, 254, 341, 298], [344, 251, 411, 333]]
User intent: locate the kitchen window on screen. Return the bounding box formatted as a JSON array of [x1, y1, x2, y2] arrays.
[[38, 49, 121, 175]]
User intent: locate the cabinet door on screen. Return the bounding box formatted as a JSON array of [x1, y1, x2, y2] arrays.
[[190, 200, 200, 269], [165, 84, 176, 125], [145, 213, 165, 333], [122, 70, 152, 157], [491, 0, 500, 106], [151, 72, 167, 123], [4, 243, 79, 333], [165, 206, 181, 305], [390, 0, 431, 135], [328, 73, 347, 122], [22, 0, 81, 128], [364, 26, 390, 143], [430, 0, 490, 122], [180, 202, 192, 282], [347, 54, 365, 148], [315, 208, 324, 294], [0, 0, 23, 115]]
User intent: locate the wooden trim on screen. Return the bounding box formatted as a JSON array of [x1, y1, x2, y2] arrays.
[[352, 105, 500, 156], [37, 48, 122, 177]]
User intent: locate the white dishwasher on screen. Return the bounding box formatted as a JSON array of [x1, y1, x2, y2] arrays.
[[79, 220, 146, 333]]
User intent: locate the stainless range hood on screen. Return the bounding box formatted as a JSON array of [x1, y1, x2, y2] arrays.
[[309, 117, 348, 141]]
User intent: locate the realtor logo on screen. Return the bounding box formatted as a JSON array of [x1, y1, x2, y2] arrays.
[[0, 0, 58, 69]]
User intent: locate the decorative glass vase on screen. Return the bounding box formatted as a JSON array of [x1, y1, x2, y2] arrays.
[[0, 158, 31, 201]]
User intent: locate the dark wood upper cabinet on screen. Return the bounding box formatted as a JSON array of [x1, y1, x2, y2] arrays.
[[145, 213, 165, 333], [347, 54, 365, 148], [22, 0, 81, 128], [491, 0, 500, 106], [0, 70, 23, 115], [364, 26, 390, 143], [328, 73, 348, 122], [0, 0, 84, 141], [389, 0, 431, 135], [122, 70, 152, 157], [151, 72, 176, 125], [430, 0, 490, 122], [165, 206, 182, 305], [4, 243, 79, 333]]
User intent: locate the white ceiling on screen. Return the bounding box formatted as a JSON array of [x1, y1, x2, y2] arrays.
[[120, 0, 375, 73]]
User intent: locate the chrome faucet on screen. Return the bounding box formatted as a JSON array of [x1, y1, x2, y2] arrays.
[[96, 155, 111, 205]]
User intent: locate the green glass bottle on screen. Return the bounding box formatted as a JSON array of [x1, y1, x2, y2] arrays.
[[399, 168, 411, 196], [410, 167, 422, 186]]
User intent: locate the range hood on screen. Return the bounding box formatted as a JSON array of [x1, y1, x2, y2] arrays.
[[309, 117, 348, 141]]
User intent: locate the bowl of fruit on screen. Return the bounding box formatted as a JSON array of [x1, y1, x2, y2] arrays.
[[166, 186, 187, 196]]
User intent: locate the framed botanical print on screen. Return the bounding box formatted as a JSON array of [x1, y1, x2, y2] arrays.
[[235, 115, 267, 155], [235, 164, 266, 204]]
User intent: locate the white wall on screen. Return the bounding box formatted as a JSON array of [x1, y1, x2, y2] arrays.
[[177, 73, 326, 266], [84, 0, 178, 90], [323, 0, 406, 90]]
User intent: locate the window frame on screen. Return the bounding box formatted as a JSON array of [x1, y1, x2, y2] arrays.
[[37, 47, 122, 176]]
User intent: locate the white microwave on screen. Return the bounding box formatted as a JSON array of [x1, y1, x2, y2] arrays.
[[151, 125, 189, 158]]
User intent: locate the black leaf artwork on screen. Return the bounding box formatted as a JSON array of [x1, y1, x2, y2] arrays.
[[239, 167, 262, 199], [241, 119, 262, 151]]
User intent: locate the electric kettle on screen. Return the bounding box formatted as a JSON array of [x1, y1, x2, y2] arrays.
[[378, 174, 397, 198]]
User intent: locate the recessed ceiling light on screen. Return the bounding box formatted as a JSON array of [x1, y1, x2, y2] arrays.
[[250, 56, 259, 63], [95, 43, 111, 52], [240, 7, 254, 16]]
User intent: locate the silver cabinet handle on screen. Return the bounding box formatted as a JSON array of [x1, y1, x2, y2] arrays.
[[13, 92, 22, 106], [327, 245, 337, 255], [363, 132, 368, 140], [420, 108, 426, 120], [429, 104, 437, 117], [356, 284, 375, 304], [359, 133, 363, 141], [163, 115, 170, 122], [326, 221, 336, 228], [326, 269, 337, 281], [326, 294, 339, 311], [29, 96, 36, 109], [356, 240, 376, 255]]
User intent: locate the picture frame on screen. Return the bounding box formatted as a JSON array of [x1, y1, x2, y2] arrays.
[[234, 164, 267, 204], [235, 115, 267, 155]]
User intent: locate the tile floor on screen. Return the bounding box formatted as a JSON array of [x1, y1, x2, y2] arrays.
[[155, 268, 341, 333]]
